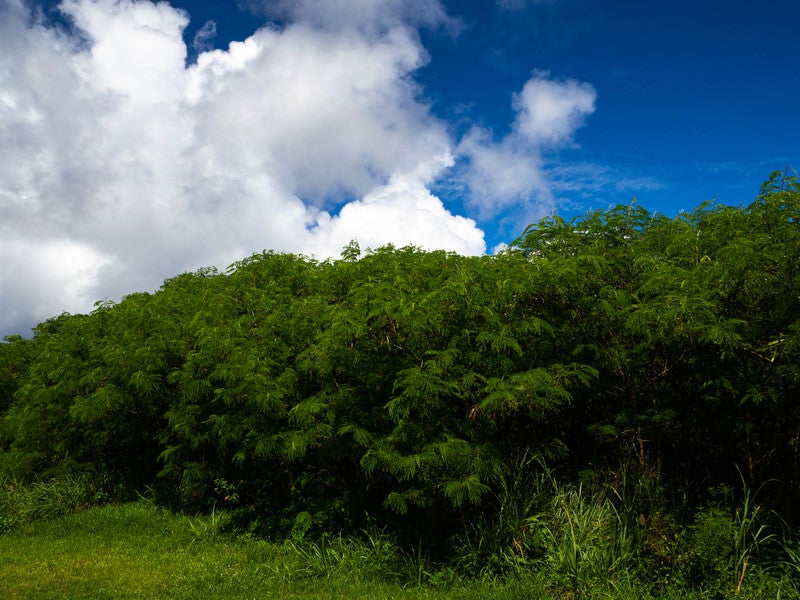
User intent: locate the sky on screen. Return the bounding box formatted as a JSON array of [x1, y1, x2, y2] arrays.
[[1, 0, 799, 337]]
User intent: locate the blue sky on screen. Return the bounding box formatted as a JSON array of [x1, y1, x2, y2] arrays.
[[158, 1, 800, 225], [418, 0, 799, 238], [187, 0, 800, 225], [1, 0, 798, 336]]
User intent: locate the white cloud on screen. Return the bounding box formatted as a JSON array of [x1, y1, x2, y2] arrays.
[[457, 128, 550, 217], [0, 0, 600, 336], [306, 160, 484, 257], [0, 0, 481, 335], [186, 23, 449, 202], [63, 0, 190, 104], [456, 71, 596, 218], [513, 71, 596, 147], [0, 235, 112, 327]]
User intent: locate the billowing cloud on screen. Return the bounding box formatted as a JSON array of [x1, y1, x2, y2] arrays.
[[0, 0, 598, 336], [0, 0, 481, 335], [513, 72, 596, 147], [307, 161, 485, 256], [457, 127, 549, 216], [0, 236, 112, 331], [185, 22, 449, 203], [456, 71, 596, 217]]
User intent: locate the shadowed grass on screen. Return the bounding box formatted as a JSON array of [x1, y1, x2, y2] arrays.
[[0, 474, 111, 532], [1, 497, 796, 599], [0, 501, 554, 599]]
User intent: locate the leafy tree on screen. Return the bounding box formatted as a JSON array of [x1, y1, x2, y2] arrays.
[[3, 170, 800, 551]]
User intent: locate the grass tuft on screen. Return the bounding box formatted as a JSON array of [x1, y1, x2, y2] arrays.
[[0, 474, 111, 533]]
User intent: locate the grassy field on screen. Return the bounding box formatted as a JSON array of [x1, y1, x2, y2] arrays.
[[0, 501, 560, 599], [0, 498, 796, 599]]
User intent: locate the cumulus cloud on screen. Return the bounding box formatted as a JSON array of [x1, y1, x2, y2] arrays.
[[513, 72, 596, 147], [0, 0, 598, 336], [307, 162, 485, 256], [0, 0, 482, 335], [185, 23, 450, 203], [0, 236, 112, 330], [456, 71, 596, 218], [457, 127, 550, 217]]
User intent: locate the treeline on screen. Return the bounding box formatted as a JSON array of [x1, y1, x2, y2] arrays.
[[1, 172, 800, 588]]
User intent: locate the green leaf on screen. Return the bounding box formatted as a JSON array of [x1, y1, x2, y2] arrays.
[[443, 474, 490, 507]]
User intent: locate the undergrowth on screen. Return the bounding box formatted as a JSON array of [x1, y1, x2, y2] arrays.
[[0, 473, 112, 533], [2, 472, 800, 598]]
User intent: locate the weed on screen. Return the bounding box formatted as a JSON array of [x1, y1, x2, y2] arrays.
[[534, 483, 634, 598], [187, 504, 230, 542], [685, 472, 776, 596], [0, 473, 110, 533], [731, 473, 775, 593], [279, 524, 405, 584], [452, 451, 551, 579]]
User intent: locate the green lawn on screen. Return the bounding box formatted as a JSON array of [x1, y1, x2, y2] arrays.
[[2, 501, 795, 599], [0, 502, 555, 599]]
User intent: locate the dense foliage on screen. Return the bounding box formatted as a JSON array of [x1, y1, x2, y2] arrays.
[[2, 171, 799, 595]]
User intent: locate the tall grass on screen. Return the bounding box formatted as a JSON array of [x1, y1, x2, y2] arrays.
[[0, 501, 555, 599], [277, 527, 405, 583], [685, 473, 778, 596], [0, 473, 111, 532], [452, 455, 635, 596], [535, 483, 634, 597], [449, 456, 800, 598], [3, 465, 799, 598], [452, 452, 551, 578]]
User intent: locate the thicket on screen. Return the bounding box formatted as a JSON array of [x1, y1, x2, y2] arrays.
[[2, 172, 800, 596]]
